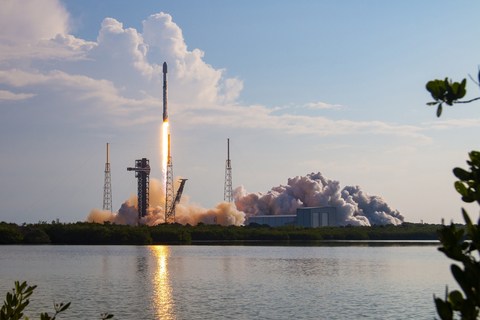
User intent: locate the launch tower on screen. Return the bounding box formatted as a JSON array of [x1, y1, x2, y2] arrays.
[[103, 143, 112, 212], [165, 135, 175, 222], [127, 158, 151, 221], [224, 138, 233, 202]]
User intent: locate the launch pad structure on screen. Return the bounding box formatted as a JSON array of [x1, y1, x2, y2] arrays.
[[224, 138, 233, 203], [164, 134, 187, 223], [165, 134, 174, 222], [124, 61, 187, 225], [103, 143, 113, 212], [127, 158, 151, 221]]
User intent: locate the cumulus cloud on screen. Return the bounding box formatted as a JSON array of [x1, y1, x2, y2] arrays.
[[234, 172, 404, 226], [0, 4, 431, 141], [0, 0, 96, 62], [0, 90, 35, 101], [0, 0, 69, 41], [0, 68, 159, 125]]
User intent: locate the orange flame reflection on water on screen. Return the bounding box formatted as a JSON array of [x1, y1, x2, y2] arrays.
[[151, 245, 176, 319]]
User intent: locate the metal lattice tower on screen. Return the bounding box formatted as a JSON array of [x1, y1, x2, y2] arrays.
[[127, 158, 150, 222], [165, 134, 175, 223], [103, 143, 113, 212], [224, 138, 233, 202]]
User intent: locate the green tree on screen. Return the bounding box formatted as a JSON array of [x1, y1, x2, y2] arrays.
[[426, 72, 480, 319]]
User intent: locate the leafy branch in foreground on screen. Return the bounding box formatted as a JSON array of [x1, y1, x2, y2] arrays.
[[433, 152, 480, 320], [0, 281, 113, 320], [426, 78, 467, 117], [0, 281, 36, 320], [426, 68, 480, 117]]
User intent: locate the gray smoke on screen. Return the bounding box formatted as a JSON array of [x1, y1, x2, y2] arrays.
[[87, 178, 245, 226], [234, 172, 404, 226]]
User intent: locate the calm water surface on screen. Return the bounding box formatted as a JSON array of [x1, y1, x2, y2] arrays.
[[0, 242, 456, 319]]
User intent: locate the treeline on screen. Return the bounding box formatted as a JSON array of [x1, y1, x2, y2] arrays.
[[0, 221, 444, 245]]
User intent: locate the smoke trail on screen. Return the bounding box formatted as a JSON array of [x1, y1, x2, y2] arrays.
[[87, 177, 245, 226], [234, 172, 404, 226]]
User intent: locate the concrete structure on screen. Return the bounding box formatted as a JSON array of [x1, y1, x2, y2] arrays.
[[247, 207, 337, 227], [296, 207, 337, 227]]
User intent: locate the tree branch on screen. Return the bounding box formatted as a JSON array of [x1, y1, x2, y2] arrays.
[[456, 97, 480, 104]]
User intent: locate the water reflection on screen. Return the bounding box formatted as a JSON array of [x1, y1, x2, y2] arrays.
[[151, 246, 176, 320]]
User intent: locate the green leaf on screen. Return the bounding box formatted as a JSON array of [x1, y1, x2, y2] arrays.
[[437, 103, 443, 117], [458, 78, 467, 98], [451, 264, 474, 300], [454, 181, 468, 196], [106, 315, 114, 319], [427, 102, 438, 106], [453, 168, 472, 181], [451, 82, 459, 95], [60, 302, 71, 312], [462, 209, 472, 227], [469, 150, 480, 163], [434, 296, 453, 320], [461, 195, 475, 203], [427, 80, 446, 100], [24, 286, 36, 295]]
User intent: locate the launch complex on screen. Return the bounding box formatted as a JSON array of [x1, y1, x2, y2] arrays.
[[126, 62, 188, 223], [102, 62, 233, 225]]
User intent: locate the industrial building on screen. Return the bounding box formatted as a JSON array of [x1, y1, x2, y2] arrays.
[[248, 206, 337, 227]]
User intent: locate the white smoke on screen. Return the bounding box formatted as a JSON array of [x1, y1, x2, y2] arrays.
[[234, 172, 404, 226], [87, 177, 245, 226]]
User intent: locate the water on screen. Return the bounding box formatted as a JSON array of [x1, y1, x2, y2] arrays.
[[0, 242, 457, 319]]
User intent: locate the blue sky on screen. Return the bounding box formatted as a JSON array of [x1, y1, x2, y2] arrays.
[[1, 0, 480, 224]]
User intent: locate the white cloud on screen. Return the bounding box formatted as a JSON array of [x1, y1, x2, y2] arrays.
[[0, 0, 69, 41], [0, 7, 431, 143], [301, 102, 343, 109], [0, 69, 159, 126], [0, 0, 96, 62], [178, 103, 431, 143], [0, 90, 35, 101], [423, 118, 480, 130]]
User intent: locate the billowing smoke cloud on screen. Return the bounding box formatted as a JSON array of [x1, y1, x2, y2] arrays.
[[87, 177, 245, 226], [234, 172, 404, 226]]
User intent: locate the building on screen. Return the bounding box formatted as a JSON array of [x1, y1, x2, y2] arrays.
[[296, 206, 337, 227], [247, 206, 337, 227]]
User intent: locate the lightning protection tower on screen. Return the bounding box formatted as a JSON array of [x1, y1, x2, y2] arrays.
[[224, 138, 233, 203], [103, 143, 113, 212], [165, 134, 175, 223], [127, 158, 151, 222]]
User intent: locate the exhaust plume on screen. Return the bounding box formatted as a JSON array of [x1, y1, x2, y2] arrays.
[[87, 178, 245, 226], [234, 172, 404, 226]]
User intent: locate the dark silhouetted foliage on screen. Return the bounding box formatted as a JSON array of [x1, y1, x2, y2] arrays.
[[0, 220, 442, 245]]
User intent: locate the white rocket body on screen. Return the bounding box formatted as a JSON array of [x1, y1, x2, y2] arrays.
[[163, 62, 168, 122]]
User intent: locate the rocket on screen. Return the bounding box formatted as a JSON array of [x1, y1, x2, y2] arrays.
[[163, 62, 168, 122]]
